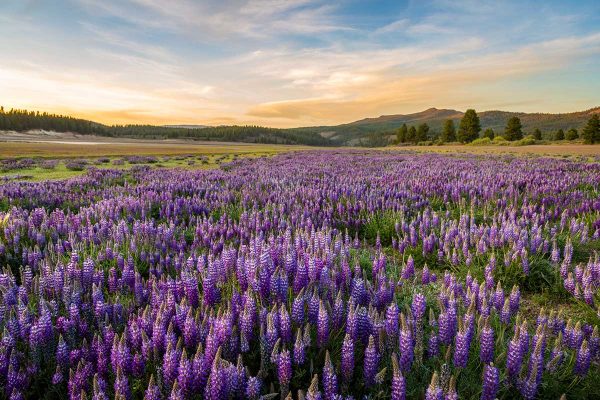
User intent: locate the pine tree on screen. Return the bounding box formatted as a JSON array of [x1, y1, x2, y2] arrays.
[[457, 109, 481, 143], [441, 119, 456, 143], [397, 123, 407, 143], [504, 117, 523, 141], [565, 128, 578, 141], [533, 128, 542, 140], [416, 123, 429, 142], [407, 126, 417, 143], [554, 129, 565, 141], [582, 114, 599, 144]]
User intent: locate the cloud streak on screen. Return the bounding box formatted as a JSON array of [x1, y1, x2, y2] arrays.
[[0, 0, 598, 127]]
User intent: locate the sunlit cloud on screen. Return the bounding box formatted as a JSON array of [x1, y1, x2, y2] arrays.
[[0, 0, 598, 127]]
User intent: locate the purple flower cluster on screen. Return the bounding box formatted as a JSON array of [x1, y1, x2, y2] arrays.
[[0, 151, 599, 399]]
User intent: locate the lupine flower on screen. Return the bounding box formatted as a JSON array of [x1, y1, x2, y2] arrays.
[[317, 301, 330, 347], [399, 314, 414, 372], [341, 333, 354, 383], [322, 351, 338, 400], [278, 348, 292, 396], [391, 354, 406, 400], [144, 375, 161, 400], [425, 372, 443, 400], [363, 335, 379, 386], [479, 319, 494, 364], [481, 364, 499, 400], [574, 340, 591, 376]]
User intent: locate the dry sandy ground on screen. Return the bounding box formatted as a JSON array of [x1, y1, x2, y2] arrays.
[[0, 130, 311, 157]]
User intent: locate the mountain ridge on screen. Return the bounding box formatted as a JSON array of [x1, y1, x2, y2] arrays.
[[310, 106, 600, 144]]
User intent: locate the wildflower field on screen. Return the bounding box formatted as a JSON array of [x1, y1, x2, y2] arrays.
[[1, 150, 600, 400]]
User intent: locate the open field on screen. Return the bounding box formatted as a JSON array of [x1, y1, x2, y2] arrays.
[[0, 136, 313, 180], [0, 138, 310, 158], [1, 150, 600, 400], [1, 139, 598, 182]]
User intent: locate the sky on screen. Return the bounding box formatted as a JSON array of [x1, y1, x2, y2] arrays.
[[0, 0, 599, 128]]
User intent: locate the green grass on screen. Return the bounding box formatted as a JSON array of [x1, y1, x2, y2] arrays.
[[0, 152, 276, 181]]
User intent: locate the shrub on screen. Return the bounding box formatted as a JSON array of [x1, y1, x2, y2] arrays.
[[513, 135, 536, 146], [468, 137, 491, 146], [65, 159, 88, 171], [40, 159, 59, 169]]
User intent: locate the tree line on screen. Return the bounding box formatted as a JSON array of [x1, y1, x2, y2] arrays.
[[0, 107, 334, 146], [396, 109, 600, 144], [2, 106, 598, 147]]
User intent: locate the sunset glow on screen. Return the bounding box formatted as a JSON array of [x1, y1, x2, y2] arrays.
[[1, 0, 599, 127]]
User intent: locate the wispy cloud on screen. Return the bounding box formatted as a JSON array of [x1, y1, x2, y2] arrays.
[[0, 0, 598, 127]]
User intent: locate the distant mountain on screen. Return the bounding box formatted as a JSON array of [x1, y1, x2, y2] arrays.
[[313, 107, 600, 144]]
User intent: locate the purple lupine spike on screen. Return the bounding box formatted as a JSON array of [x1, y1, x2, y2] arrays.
[[391, 354, 406, 400], [425, 372, 443, 400], [345, 306, 357, 342], [518, 360, 541, 400], [356, 306, 371, 344], [422, 265, 431, 285], [329, 289, 343, 325], [479, 319, 494, 364], [509, 285, 520, 314], [114, 368, 130, 400], [92, 374, 109, 400], [445, 376, 458, 400], [279, 305, 292, 344], [308, 290, 320, 324], [178, 349, 192, 398], [317, 301, 329, 347], [427, 332, 439, 359], [518, 320, 530, 355], [322, 351, 338, 400], [399, 314, 413, 372], [402, 256, 415, 280], [341, 333, 354, 383], [305, 374, 323, 400], [386, 302, 399, 345], [246, 376, 261, 400], [144, 375, 161, 400], [493, 282, 504, 311], [506, 325, 524, 377], [363, 335, 379, 386], [206, 348, 225, 400], [481, 364, 499, 400], [292, 289, 306, 325], [412, 293, 426, 320], [278, 348, 292, 397], [574, 340, 591, 376], [546, 333, 564, 372], [56, 334, 69, 367], [163, 342, 179, 389], [453, 321, 469, 368], [294, 329, 306, 365], [52, 365, 63, 385]]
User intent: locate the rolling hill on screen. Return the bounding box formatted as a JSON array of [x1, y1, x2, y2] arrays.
[[308, 107, 600, 144], [1, 106, 598, 146]]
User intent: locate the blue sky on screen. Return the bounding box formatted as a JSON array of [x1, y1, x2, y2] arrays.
[[0, 0, 599, 127]]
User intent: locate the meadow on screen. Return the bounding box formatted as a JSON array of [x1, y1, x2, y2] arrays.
[[0, 147, 599, 400]]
